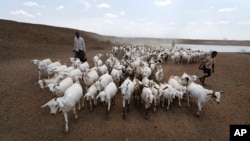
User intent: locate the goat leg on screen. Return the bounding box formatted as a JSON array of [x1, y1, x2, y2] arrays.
[[122, 107, 126, 119]]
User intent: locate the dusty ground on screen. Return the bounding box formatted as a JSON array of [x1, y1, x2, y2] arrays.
[[0, 20, 249, 141]]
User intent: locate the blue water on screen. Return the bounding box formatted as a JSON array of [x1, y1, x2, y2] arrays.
[[176, 44, 250, 53]]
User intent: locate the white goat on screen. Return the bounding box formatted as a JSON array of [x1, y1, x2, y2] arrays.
[[41, 80, 83, 133], [168, 76, 187, 107], [141, 86, 156, 119], [182, 75, 224, 116], [60, 66, 74, 73], [93, 53, 103, 67], [119, 77, 135, 118], [69, 57, 78, 68], [48, 77, 73, 97], [142, 66, 152, 78], [149, 57, 158, 72], [82, 69, 99, 90], [70, 57, 88, 70], [53, 65, 67, 74], [31, 58, 52, 80], [67, 69, 82, 81], [112, 46, 119, 55], [112, 61, 126, 80], [110, 68, 121, 86], [96, 82, 118, 111], [47, 61, 61, 78], [128, 58, 141, 69], [171, 51, 181, 64], [159, 83, 176, 110], [95, 73, 113, 91], [75, 59, 90, 72], [97, 64, 108, 75], [83, 84, 98, 111], [105, 57, 114, 72], [142, 77, 154, 87], [142, 76, 150, 86], [150, 82, 162, 111], [38, 73, 65, 89], [155, 65, 164, 82]]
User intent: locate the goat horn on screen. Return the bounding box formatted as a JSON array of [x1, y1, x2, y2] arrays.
[[41, 102, 48, 108]]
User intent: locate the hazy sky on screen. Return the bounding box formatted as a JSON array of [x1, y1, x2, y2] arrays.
[[1, 0, 250, 40]]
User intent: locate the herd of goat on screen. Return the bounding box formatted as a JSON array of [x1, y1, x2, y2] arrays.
[[32, 45, 224, 133]]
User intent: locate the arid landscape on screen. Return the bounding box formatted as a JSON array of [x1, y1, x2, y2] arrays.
[[0, 19, 249, 141]]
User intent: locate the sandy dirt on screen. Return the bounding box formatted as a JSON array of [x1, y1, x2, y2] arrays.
[[0, 20, 249, 141]]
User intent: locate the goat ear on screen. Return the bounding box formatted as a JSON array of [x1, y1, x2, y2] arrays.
[[154, 86, 159, 90], [163, 86, 168, 90], [57, 99, 64, 107]]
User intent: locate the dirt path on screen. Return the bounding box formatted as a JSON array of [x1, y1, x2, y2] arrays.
[[0, 48, 249, 141]]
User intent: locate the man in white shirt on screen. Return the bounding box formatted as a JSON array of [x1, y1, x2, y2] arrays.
[[73, 31, 87, 62]]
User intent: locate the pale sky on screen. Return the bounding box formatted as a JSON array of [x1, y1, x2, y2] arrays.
[[1, 0, 250, 40]]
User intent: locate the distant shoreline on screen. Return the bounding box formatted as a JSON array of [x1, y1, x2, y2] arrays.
[[175, 39, 250, 46], [90, 35, 250, 47]]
